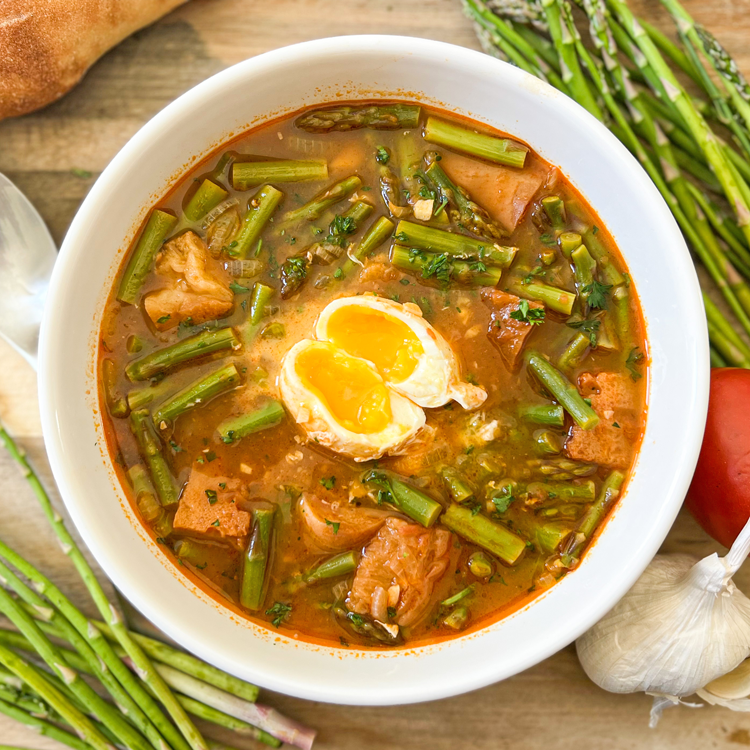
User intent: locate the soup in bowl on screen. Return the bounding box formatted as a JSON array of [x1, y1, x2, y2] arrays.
[[39, 36, 707, 704]]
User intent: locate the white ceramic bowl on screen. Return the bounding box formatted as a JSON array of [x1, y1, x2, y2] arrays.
[[39, 36, 709, 706]]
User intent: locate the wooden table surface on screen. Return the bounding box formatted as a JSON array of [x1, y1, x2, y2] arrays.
[[2, 0, 750, 747]]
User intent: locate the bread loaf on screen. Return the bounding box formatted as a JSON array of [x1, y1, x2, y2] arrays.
[[0, 0, 188, 120]]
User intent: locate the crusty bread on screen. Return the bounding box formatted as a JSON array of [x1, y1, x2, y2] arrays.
[[0, 0, 188, 120]]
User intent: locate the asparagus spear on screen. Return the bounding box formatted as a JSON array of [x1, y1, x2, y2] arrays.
[[441, 467, 475, 503], [232, 186, 284, 259], [184, 179, 228, 223], [240, 508, 276, 611], [423, 116, 529, 168], [340, 216, 395, 276], [240, 282, 276, 346], [423, 152, 507, 240], [526, 480, 596, 502], [710, 346, 728, 368], [128, 371, 183, 410], [0, 697, 90, 750], [703, 292, 750, 364], [282, 175, 362, 223], [102, 358, 128, 417], [557, 331, 591, 370], [117, 209, 178, 304], [130, 409, 178, 507], [126, 327, 240, 381], [301, 551, 358, 585], [362, 470, 443, 527], [391, 245, 503, 288], [295, 103, 421, 132], [560, 470, 626, 568], [153, 362, 240, 427], [511, 280, 575, 314], [394, 220, 517, 266], [129, 464, 172, 539], [541, 195, 567, 229], [525, 350, 599, 430], [232, 160, 328, 189], [518, 403, 565, 427], [442, 504, 526, 565], [217, 400, 286, 444], [534, 521, 574, 554]]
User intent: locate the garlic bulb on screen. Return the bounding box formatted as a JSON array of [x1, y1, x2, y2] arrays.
[[576, 516, 750, 702]]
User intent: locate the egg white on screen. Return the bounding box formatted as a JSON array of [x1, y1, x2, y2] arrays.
[[315, 294, 487, 410], [279, 339, 426, 462]]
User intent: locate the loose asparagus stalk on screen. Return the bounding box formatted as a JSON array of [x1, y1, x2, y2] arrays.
[[525, 350, 599, 430], [231, 185, 284, 259], [126, 327, 240, 381], [217, 400, 286, 444], [232, 160, 328, 189], [391, 245, 503, 288], [240, 508, 276, 611], [560, 470, 626, 568], [296, 103, 421, 132], [301, 551, 358, 585], [441, 467, 475, 503], [441, 504, 527, 565], [710, 346, 728, 368], [394, 220, 517, 266], [153, 362, 240, 427], [0, 588, 153, 750], [518, 403, 565, 427], [703, 292, 750, 364], [423, 152, 507, 240], [362, 470, 443, 527], [102, 358, 128, 418], [283, 176, 362, 223], [130, 409, 178, 507], [340, 215, 394, 276], [423, 116, 529, 168], [117, 209, 178, 304], [185, 179, 229, 223], [0, 697, 91, 750], [707, 318, 750, 367]]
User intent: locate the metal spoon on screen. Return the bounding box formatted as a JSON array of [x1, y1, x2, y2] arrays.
[[0, 173, 57, 368]]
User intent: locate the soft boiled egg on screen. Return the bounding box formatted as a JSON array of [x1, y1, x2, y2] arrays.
[[279, 340, 426, 462], [315, 295, 487, 410]]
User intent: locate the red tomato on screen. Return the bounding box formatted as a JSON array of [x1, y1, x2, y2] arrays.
[[686, 368, 750, 548]]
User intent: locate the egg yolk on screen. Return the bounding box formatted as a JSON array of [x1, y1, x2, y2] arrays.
[[324, 306, 424, 384], [295, 342, 392, 434]]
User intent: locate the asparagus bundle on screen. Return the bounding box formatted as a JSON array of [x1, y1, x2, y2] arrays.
[[0, 420, 316, 750], [464, 0, 750, 367]]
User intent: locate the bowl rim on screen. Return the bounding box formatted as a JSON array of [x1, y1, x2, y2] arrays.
[[38, 34, 709, 705]]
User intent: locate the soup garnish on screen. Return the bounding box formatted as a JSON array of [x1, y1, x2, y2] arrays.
[[99, 101, 647, 648]]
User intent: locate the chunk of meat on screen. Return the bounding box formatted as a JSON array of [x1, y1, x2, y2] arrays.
[[144, 231, 233, 329], [347, 518, 451, 627], [298, 493, 391, 553], [441, 151, 551, 232], [481, 289, 542, 370], [565, 372, 642, 468], [173, 467, 250, 539]]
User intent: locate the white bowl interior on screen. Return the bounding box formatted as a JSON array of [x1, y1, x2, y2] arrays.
[[39, 36, 708, 705]]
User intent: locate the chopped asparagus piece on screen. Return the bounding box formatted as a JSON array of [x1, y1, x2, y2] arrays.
[[217, 400, 286, 444], [441, 467, 475, 503], [559, 232, 582, 257], [125, 328, 239, 382], [467, 551, 494, 578], [295, 104, 421, 132], [102, 359, 128, 418], [231, 160, 328, 189], [340, 216, 395, 276], [184, 179, 228, 223], [232, 186, 284, 259], [391, 245, 503, 288], [442, 504, 526, 565], [541, 195, 566, 229], [129, 410, 178, 508], [527, 480, 596, 502], [283, 176, 361, 223], [362, 470, 443, 527], [525, 350, 600, 430], [240, 508, 276, 611], [518, 403, 565, 427], [303, 551, 358, 585], [423, 117, 528, 168], [513, 281, 575, 315], [117, 210, 178, 304]]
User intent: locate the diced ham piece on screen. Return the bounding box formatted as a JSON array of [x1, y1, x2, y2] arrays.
[[440, 151, 551, 232], [298, 493, 391, 553], [565, 372, 642, 468], [481, 289, 542, 370], [173, 467, 250, 539], [347, 518, 452, 627], [144, 231, 233, 330]]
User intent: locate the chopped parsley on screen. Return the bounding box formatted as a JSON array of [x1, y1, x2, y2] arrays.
[[399, 278, 410, 285], [626, 346, 645, 380], [387, 606, 397, 619], [325, 519, 340, 535], [375, 146, 390, 165], [491, 493, 514, 515], [211, 519, 221, 527], [582, 279, 612, 309], [522, 266, 546, 285], [229, 281, 250, 294], [539, 232, 556, 246], [265, 601, 292, 628], [205, 489, 218, 505], [319, 476, 336, 491], [466, 373, 479, 385], [169, 440, 184, 453], [510, 299, 546, 325], [205, 451, 216, 462], [347, 612, 367, 628], [421, 252, 452, 285], [470, 504, 482, 516], [156, 315, 171, 324], [333, 267, 343, 279], [613, 422, 621, 428], [395, 231, 409, 242], [567, 318, 600, 346], [419, 185, 436, 200]]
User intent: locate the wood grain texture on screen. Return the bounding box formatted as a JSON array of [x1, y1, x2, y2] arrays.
[[1, 0, 750, 747]]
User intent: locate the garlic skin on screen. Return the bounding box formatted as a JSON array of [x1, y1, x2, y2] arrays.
[[576, 548, 750, 698]]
